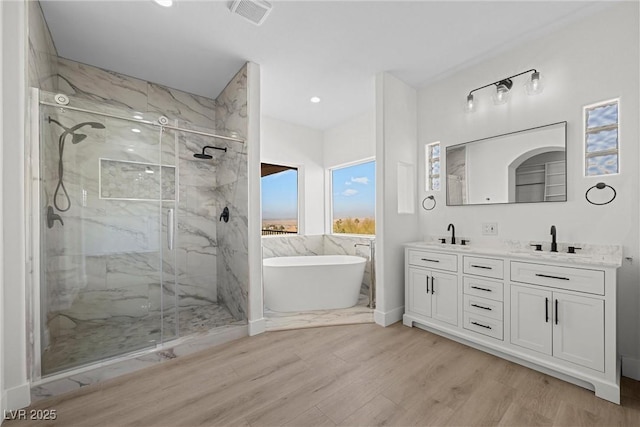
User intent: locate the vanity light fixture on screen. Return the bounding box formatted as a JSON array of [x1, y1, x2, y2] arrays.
[[466, 69, 543, 112]]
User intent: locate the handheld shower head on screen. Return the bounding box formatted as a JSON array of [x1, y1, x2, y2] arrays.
[[72, 134, 88, 144]]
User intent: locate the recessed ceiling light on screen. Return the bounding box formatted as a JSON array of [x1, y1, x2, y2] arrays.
[[153, 0, 173, 7], [127, 148, 135, 152], [131, 128, 141, 133], [133, 114, 144, 120], [310, 96, 321, 103]]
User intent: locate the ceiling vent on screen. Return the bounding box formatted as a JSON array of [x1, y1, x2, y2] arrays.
[[230, 0, 272, 26]]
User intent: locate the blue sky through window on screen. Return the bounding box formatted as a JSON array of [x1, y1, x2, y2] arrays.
[[332, 161, 375, 219], [261, 169, 298, 220]]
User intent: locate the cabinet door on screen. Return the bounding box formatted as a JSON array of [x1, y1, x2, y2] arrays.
[[408, 267, 431, 319], [510, 285, 552, 355], [431, 271, 458, 326], [552, 292, 604, 371]]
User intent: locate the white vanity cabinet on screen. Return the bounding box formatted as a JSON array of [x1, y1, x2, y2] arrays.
[[408, 267, 458, 326], [403, 243, 621, 404], [510, 262, 605, 372], [406, 250, 458, 326]]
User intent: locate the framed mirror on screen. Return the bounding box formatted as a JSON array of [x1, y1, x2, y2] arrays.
[[446, 122, 567, 206]]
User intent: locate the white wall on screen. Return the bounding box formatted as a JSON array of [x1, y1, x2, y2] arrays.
[[0, 0, 5, 419], [261, 116, 325, 235], [375, 72, 419, 326], [2, 0, 30, 410], [324, 110, 375, 168], [418, 3, 640, 377], [247, 62, 264, 335]]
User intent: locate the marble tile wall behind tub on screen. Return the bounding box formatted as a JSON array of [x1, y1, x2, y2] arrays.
[[323, 235, 374, 295], [215, 64, 249, 320], [261, 235, 324, 258], [28, 0, 58, 91]]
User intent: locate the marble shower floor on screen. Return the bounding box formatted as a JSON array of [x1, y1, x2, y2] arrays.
[[264, 293, 374, 331], [42, 303, 242, 376]]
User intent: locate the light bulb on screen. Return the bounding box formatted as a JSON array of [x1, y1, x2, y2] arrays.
[[493, 83, 511, 105], [153, 0, 173, 7], [525, 71, 544, 95], [465, 94, 476, 113]]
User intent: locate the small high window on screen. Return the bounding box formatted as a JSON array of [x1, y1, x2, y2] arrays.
[[585, 99, 619, 176], [330, 160, 375, 235], [261, 163, 298, 235], [425, 142, 441, 191]]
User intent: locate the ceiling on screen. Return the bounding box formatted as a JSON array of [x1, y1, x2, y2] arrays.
[[40, 1, 608, 130]]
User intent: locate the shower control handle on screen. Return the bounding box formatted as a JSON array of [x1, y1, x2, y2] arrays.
[[167, 209, 174, 250]]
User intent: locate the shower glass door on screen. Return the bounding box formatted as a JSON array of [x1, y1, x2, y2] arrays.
[[39, 97, 175, 376]]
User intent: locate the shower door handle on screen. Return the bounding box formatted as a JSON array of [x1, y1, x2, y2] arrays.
[[167, 208, 174, 250]]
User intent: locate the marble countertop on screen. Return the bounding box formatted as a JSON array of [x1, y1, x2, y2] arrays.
[[405, 240, 623, 268]]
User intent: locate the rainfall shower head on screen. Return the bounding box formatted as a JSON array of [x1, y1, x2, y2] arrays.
[[194, 145, 227, 160]]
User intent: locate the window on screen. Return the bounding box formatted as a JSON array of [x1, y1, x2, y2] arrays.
[[585, 99, 619, 176], [261, 163, 298, 235], [426, 142, 441, 190], [330, 160, 375, 235]]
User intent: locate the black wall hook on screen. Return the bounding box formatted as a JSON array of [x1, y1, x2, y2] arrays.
[[220, 206, 230, 222]]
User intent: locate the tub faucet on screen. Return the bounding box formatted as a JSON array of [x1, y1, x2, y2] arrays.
[[550, 225, 557, 252], [447, 223, 456, 245]]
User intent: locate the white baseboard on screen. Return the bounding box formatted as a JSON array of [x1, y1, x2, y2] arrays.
[[248, 318, 266, 336], [374, 306, 404, 327], [5, 383, 30, 411], [622, 356, 640, 380]]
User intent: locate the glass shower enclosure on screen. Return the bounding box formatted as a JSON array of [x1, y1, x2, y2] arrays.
[[33, 91, 245, 377]]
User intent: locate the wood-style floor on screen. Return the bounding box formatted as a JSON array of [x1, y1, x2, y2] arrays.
[[7, 323, 640, 426]]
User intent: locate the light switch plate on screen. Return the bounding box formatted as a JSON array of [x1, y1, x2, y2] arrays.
[[482, 222, 498, 235]]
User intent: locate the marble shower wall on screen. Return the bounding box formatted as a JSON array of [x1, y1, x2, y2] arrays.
[[214, 65, 249, 320], [41, 58, 250, 343], [261, 235, 375, 296], [28, 0, 58, 92]]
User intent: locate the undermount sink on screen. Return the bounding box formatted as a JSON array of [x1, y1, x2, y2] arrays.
[[418, 242, 473, 250], [510, 250, 591, 259]]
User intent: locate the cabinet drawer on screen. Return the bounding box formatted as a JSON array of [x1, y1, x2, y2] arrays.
[[463, 276, 504, 302], [463, 256, 504, 279], [464, 295, 503, 321], [408, 250, 457, 272], [463, 312, 503, 341], [510, 261, 604, 295]]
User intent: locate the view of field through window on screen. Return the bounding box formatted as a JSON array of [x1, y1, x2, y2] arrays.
[[261, 164, 298, 235], [332, 161, 375, 235]]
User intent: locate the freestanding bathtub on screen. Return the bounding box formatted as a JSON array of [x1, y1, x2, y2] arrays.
[[263, 255, 366, 312]]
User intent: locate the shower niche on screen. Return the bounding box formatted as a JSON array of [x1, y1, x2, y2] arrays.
[[35, 91, 248, 377]]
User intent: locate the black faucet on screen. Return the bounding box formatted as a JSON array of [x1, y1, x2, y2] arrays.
[[448, 223, 456, 245], [550, 225, 557, 252]]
